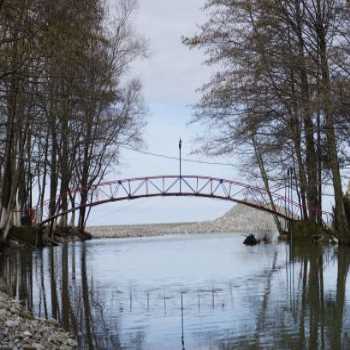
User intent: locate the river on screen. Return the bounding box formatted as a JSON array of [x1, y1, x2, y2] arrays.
[[0, 233, 349, 349]]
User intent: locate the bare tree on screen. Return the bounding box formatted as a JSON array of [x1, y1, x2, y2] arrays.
[[184, 0, 350, 241], [0, 0, 146, 242]]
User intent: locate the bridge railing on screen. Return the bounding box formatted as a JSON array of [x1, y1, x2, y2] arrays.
[[37, 175, 333, 225]]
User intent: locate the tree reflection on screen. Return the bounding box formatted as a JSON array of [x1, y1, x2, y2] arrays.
[[49, 246, 60, 321], [1, 242, 350, 350], [212, 243, 350, 350], [327, 246, 350, 349], [0, 249, 33, 309], [0, 244, 145, 350]]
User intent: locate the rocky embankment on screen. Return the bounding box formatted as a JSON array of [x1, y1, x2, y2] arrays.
[[89, 204, 281, 239], [0, 290, 77, 349]]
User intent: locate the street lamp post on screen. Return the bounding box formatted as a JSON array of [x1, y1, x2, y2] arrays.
[[179, 138, 182, 192]]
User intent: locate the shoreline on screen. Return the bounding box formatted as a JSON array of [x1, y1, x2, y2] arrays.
[[87, 204, 279, 240], [89, 229, 244, 240], [0, 204, 279, 248], [0, 289, 77, 349], [87, 222, 276, 240], [87, 222, 219, 239]]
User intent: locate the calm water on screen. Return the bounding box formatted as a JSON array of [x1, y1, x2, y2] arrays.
[[1, 233, 350, 349]]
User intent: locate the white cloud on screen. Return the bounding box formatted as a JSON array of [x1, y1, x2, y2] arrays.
[[130, 0, 212, 105], [90, 0, 237, 225]]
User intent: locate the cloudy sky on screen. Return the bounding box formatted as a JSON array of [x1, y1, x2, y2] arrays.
[[88, 0, 238, 225]]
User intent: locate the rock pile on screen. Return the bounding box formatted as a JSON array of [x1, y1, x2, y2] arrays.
[[0, 290, 77, 349]]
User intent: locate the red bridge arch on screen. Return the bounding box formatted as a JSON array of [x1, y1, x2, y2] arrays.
[[39, 175, 332, 225]]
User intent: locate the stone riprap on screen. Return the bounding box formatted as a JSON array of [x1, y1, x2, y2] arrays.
[[88, 204, 281, 239], [0, 290, 77, 349]]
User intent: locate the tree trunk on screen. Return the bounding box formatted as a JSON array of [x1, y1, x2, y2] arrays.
[[294, 0, 319, 222], [252, 136, 284, 235], [316, 10, 349, 241]]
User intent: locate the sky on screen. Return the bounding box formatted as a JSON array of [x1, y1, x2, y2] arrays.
[[88, 0, 237, 226]]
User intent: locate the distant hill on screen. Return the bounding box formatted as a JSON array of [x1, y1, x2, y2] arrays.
[[213, 204, 279, 234], [88, 204, 279, 239]]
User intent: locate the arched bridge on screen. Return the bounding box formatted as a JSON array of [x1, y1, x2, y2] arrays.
[[39, 175, 332, 225]]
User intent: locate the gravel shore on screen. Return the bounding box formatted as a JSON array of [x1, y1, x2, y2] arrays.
[[0, 290, 77, 350]]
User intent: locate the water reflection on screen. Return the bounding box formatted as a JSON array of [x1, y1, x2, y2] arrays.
[[0, 234, 350, 349]]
